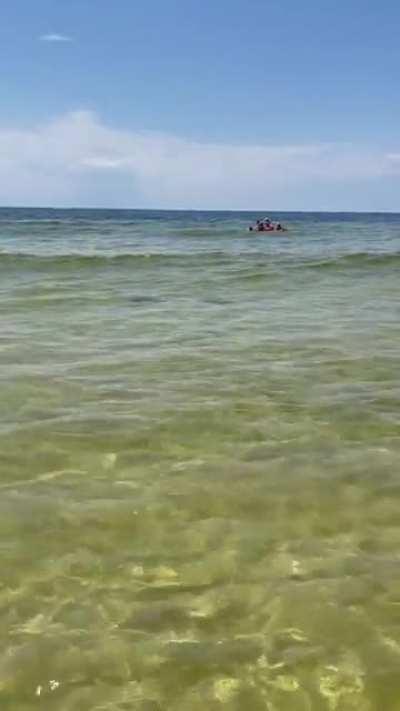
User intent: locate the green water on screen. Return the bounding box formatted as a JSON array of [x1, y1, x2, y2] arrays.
[[1, 208, 400, 710]]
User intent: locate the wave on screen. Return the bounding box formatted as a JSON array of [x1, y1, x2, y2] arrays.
[[0, 250, 232, 269], [303, 251, 400, 270], [0, 248, 399, 273]]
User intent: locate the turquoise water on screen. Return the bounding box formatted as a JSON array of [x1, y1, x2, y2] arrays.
[[1, 208, 400, 710]]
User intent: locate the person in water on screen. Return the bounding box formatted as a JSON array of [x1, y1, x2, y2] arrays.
[[249, 219, 271, 232], [249, 218, 286, 232], [263, 217, 275, 231]]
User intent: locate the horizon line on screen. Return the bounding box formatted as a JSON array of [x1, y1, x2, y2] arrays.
[[1, 205, 400, 215]]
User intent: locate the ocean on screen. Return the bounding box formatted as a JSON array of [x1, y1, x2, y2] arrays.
[[1, 207, 400, 710]]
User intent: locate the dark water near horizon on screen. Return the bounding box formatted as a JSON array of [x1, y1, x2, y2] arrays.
[[1, 208, 400, 710]]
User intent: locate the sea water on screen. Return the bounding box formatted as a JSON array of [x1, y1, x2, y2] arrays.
[[0, 208, 400, 710]]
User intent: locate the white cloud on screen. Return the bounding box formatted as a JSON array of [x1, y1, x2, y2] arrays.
[[0, 110, 399, 209], [40, 33, 72, 42]]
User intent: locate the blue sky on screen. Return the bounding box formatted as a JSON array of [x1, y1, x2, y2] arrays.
[[1, 0, 400, 209]]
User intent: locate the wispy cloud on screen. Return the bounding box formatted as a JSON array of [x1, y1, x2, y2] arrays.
[[0, 110, 399, 209], [40, 33, 72, 43]]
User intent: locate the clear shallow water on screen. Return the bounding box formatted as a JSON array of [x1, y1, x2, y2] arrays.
[[1, 207, 400, 710]]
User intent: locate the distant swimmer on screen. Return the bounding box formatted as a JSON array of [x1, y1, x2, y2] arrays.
[[248, 219, 287, 233], [255, 220, 265, 232]]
